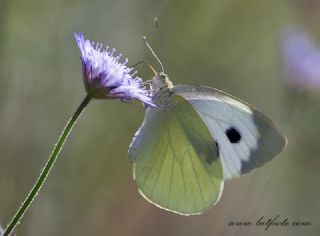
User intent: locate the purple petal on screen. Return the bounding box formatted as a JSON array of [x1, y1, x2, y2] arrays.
[[74, 32, 154, 106]]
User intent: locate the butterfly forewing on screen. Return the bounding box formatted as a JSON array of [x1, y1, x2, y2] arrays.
[[174, 85, 287, 180], [129, 95, 223, 215]]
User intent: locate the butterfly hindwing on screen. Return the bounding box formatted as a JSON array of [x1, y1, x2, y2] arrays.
[[129, 94, 223, 215], [174, 85, 286, 180]]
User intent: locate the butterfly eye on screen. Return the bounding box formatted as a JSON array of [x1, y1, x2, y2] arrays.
[[225, 127, 241, 143], [159, 74, 167, 81]]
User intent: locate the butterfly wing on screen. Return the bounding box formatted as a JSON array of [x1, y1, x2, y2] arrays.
[[129, 95, 223, 215], [174, 85, 287, 180]]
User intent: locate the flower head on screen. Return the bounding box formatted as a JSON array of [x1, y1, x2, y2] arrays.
[[282, 28, 320, 89], [74, 32, 153, 105]]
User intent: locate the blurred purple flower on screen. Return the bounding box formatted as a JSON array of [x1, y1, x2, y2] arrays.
[[74, 32, 154, 105], [282, 28, 320, 89]]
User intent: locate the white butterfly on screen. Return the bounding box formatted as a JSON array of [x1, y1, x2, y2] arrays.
[[128, 33, 287, 215], [129, 45, 286, 215]]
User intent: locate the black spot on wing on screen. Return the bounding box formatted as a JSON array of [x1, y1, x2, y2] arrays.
[[225, 127, 241, 143]]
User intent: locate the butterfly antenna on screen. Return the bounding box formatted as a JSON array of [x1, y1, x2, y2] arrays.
[[154, 18, 165, 64], [154, 18, 161, 45], [143, 36, 165, 73], [131, 60, 157, 75]]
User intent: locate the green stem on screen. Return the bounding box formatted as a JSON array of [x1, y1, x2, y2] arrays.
[[3, 95, 92, 236]]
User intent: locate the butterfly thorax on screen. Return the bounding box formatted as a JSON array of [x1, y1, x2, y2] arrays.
[[151, 72, 174, 108]]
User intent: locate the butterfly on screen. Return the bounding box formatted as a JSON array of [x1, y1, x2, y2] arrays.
[[128, 72, 286, 215]]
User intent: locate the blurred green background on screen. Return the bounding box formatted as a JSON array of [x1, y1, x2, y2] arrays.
[[0, 0, 319, 235]]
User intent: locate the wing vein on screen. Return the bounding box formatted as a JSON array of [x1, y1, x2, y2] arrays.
[[168, 125, 175, 208], [188, 147, 204, 210]]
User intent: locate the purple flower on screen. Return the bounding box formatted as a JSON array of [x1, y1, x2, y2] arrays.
[[282, 28, 320, 89], [74, 32, 154, 105]]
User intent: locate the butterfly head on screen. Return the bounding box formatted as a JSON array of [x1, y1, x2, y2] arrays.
[[151, 72, 173, 91]]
